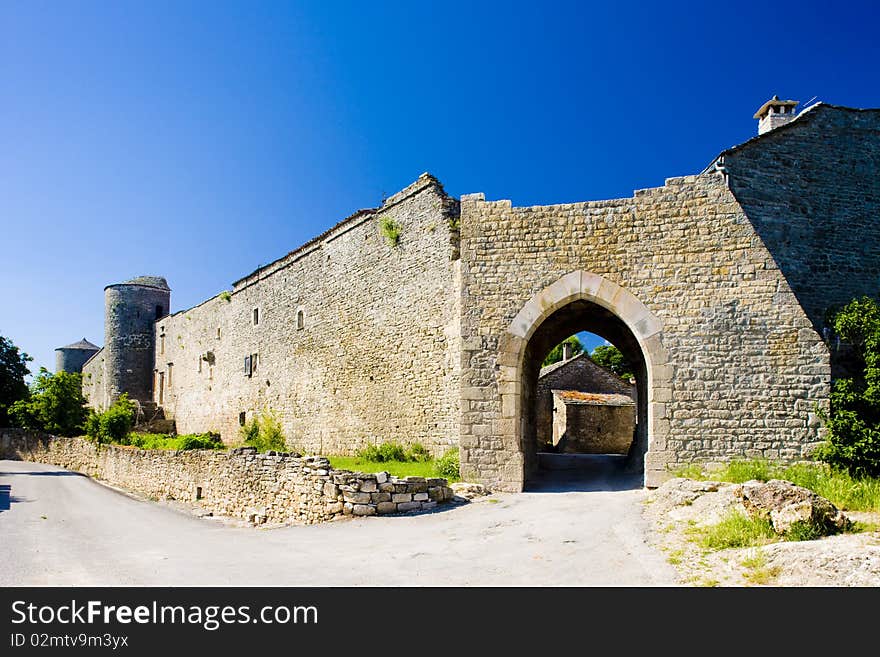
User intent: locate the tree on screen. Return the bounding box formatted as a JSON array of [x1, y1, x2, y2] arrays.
[[542, 336, 584, 367], [816, 296, 880, 477], [591, 344, 635, 381], [0, 334, 32, 426], [9, 368, 88, 436]]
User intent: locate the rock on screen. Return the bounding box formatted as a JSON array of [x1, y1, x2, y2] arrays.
[[397, 501, 421, 512], [413, 492, 429, 501], [737, 479, 850, 536], [392, 493, 412, 503], [370, 492, 391, 503], [352, 504, 376, 516], [450, 482, 491, 499], [375, 472, 388, 484], [360, 480, 378, 493], [343, 491, 372, 504], [376, 501, 397, 514]]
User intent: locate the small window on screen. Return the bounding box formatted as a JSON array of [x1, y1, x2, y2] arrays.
[[253, 308, 259, 325], [217, 327, 221, 340], [239, 412, 246, 426], [160, 334, 165, 355], [198, 357, 202, 374], [167, 363, 173, 388], [244, 355, 252, 377], [155, 305, 164, 319], [251, 353, 258, 373], [296, 309, 305, 330]]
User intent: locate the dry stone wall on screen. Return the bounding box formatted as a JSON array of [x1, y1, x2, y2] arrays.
[[0, 429, 454, 524], [459, 170, 830, 490], [155, 174, 461, 456]]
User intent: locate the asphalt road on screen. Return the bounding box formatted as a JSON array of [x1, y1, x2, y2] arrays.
[[0, 458, 678, 586]]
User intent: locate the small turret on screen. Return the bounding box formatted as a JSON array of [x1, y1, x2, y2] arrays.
[[55, 338, 100, 374]]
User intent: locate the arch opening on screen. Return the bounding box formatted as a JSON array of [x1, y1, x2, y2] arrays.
[[521, 300, 647, 490], [494, 271, 668, 492]]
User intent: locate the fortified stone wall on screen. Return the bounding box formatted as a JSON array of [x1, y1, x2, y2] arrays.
[[722, 105, 880, 340], [156, 174, 462, 456], [459, 171, 830, 490], [0, 429, 454, 525], [82, 349, 106, 411]]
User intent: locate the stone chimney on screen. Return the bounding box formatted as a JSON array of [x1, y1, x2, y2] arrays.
[[754, 95, 799, 135], [562, 342, 573, 361]]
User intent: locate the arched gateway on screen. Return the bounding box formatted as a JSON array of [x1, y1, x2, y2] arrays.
[[497, 271, 668, 489]]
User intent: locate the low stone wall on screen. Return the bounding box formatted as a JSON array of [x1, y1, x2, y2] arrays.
[[0, 429, 454, 525]]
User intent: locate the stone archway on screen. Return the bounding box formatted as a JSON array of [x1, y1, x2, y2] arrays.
[[496, 271, 671, 489]]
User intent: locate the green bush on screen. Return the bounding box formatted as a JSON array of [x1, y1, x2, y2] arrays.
[[816, 296, 880, 477], [434, 448, 460, 479], [238, 409, 287, 452], [690, 511, 776, 550], [85, 394, 135, 444], [9, 369, 88, 436], [378, 215, 402, 246], [356, 441, 434, 463], [127, 432, 224, 450]]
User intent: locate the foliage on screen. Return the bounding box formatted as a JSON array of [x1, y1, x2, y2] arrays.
[[673, 459, 880, 512], [357, 441, 431, 463], [127, 432, 224, 450], [687, 511, 776, 550], [0, 334, 32, 426], [85, 394, 135, 444], [590, 344, 635, 381], [815, 296, 880, 477], [542, 336, 584, 367], [434, 448, 460, 480], [379, 215, 402, 246], [219, 290, 232, 302], [9, 368, 88, 436], [238, 409, 287, 452]]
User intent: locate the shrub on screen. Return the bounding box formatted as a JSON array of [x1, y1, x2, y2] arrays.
[[0, 334, 32, 426], [9, 369, 88, 436], [689, 511, 776, 550], [238, 409, 287, 452], [435, 448, 460, 479], [127, 432, 224, 450], [356, 441, 434, 463], [409, 442, 431, 462], [816, 296, 880, 477], [379, 215, 402, 246], [85, 394, 135, 444]]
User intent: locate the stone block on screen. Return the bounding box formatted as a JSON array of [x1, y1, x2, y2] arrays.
[[396, 501, 421, 512], [343, 492, 372, 504], [352, 504, 376, 516], [392, 493, 412, 503], [371, 492, 391, 503], [413, 492, 429, 501], [377, 501, 397, 514]]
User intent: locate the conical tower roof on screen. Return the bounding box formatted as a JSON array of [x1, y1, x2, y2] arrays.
[[56, 338, 100, 351]]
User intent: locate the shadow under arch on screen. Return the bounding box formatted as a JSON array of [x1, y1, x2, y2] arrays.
[[498, 271, 670, 490]]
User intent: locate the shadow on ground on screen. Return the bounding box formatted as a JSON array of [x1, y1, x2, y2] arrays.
[[526, 453, 643, 492]]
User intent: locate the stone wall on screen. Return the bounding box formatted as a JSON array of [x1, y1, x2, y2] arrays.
[[82, 349, 106, 411], [154, 173, 462, 456], [551, 394, 635, 455], [458, 168, 830, 491], [0, 429, 453, 524], [722, 105, 880, 340]]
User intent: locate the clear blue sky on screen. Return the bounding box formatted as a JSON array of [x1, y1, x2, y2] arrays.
[[3, 1, 880, 375]]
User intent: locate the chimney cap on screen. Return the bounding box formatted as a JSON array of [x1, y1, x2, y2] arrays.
[[753, 95, 799, 119]]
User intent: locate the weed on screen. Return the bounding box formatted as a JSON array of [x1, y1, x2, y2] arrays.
[[688, 510, 777, 550], [379, 215, 402, 246]]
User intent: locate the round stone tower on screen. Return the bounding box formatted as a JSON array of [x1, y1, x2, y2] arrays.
[[55, 338, 100, 374], [104, 275, 171, 405]]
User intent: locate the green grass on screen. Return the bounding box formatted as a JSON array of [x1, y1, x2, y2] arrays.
[[328, 456, 460, 481], [687, 511, 777, 551], [741, 551, 781, 585], [673, 459, 880, 512]]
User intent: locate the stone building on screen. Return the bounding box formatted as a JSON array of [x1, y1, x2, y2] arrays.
[[536, 352, 635, 453], [74, 98, 880, 491]]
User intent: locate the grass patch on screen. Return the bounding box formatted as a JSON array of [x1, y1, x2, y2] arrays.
[[673, 459, 880, 512], [741, 551, 781, 585], [687, 511, 777, 551], [327, 456, 448, 480]]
